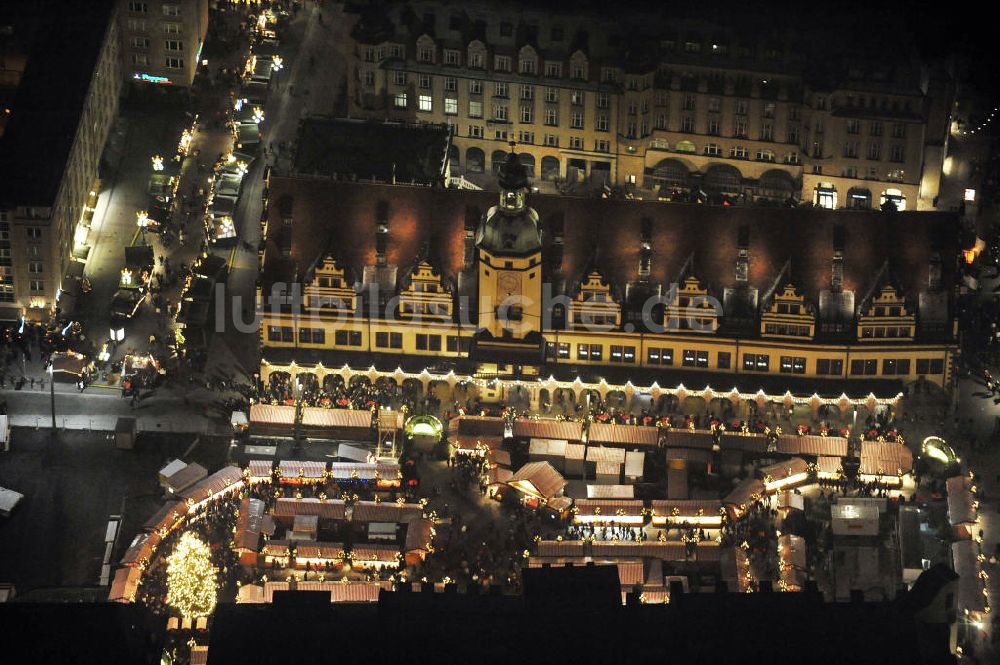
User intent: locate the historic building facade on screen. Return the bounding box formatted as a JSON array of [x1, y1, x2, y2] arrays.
[[346, 1, 952, 212], [0, 0, 122, 319], [257, 153, 961, 393], [120, 0, 208, 87]]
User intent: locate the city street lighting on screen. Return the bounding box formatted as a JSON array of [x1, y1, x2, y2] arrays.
[[152, 155, 165, 171], [271, 55, 283, 72], [253, 107, 265, 124], [111, 327, 125, 343], [48, 364, 55, 430]]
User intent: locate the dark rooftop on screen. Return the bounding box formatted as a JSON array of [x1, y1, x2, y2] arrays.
[[206, 565, 954, 665], [291, 118, 450, 186], [0, 0, 116, 207]]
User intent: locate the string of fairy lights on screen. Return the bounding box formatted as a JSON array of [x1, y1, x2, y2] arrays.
[[960, 106, 998, 136]]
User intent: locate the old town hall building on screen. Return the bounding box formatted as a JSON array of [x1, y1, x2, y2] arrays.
[[258, 150, 961, 395]]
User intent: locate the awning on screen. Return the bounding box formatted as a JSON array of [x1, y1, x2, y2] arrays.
[[513, 419, 583, 441], [508, 461, 566, 501], [588, 423, 659, 447], [946, 475, 977, 526]]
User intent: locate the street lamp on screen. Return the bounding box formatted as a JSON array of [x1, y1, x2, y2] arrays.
[[48, 364, 55, 430], [111, 326, 125, 345], [271, 55, 283, 72], [253, 106, 265, 124], [152, 155, 165, 172]]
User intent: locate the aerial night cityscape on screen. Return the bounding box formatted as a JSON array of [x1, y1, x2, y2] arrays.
[[0, 0, 998, 662]]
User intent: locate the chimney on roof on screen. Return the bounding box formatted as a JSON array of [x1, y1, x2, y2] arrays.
[[831, 225, 846, 291], [375, 200, 390, 267], [638, 217, 652, 280], [928, 251, 942, 290], [549, 213, 565, 272], [463, 206, 480, 269], [278, 196, 294, 257], [735, 225, 750, 283]]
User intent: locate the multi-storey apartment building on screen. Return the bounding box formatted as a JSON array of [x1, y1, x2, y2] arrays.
[[120, 0, 208, 87], [257, 150, 962, 395], [0, 0, 122, 320], [347, 1, 952, 211]]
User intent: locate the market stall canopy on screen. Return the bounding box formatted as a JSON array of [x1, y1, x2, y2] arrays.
[[50, 351, 87, 376], [663, 429, 714, 450], [164, 462, 208, 494], [665, 447, 713, 465], [946, 475, 977, 527], [759, 458, 811, 487], [143, 500, 188, 533], [295, 541, 346, 562], [278, 460, 326, 482], [508, 461, 566, 501], [235, 498, 267, 552], [513, 419, 583, 441], [719, 432, 768, 453], [301, 407, 373, 440], [573, 499, 644, 523], [860, 440, 913, 476], [108, 566, 141, 602], [449, 416, 505, 437], [351, 543, 401, 564], [778, 533, 808, 570], [587, 484, 635, 499], [403, 518, 435, 554], [120, 531, 160, 567], [588, 423, 659, 448], [351, 500, 422, 523], [261, 581, 387, 604], [535, 540, 587, 557], [724, 478, 766, 509], [273, 497, 347, 520], [247, 459, 273, 482], [650, 500, 723, 523], [951, 540, 988, 614], [179, 466, 244, 506], [777, 434, 848, 457]]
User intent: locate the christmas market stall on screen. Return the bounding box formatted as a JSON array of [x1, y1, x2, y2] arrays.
[[946, 474, 978, 540], [588, 423, 660, 449], [277, 460, 327, 485], [403, 518, 435, 566], [759, 458, 812, 492], [109, 566, 142, 603], [234, 498, 269, 565], [572, 499, 645, 526], [512, 418, 583, 443], [178, 466, 244, 513], [507, 461, 566, 507], [650, 500, 725, 528]]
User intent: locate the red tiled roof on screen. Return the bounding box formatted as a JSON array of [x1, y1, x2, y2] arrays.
[[588, 423, 659, 447], [262, 178, 960, 308], [513, 418, 584, 441], [273, 498, 347, 520]]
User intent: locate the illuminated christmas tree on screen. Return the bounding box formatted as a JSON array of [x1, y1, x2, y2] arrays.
[[166, 532, 218, 619]]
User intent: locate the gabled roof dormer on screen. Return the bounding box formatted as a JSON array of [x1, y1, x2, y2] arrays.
[[668, 275, 717, 333], [304, 256, 357, 314], [760, 283, 815, 339], [398, 260, 452, 321], [569, 269, 621, 330], [857, 284, 914, 341]]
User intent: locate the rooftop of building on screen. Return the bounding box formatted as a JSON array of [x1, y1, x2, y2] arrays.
[[205, 565, 951, 665], [289, 117, 451, 186], [261, 177, 961, 334], [0, 0, 116, 208]]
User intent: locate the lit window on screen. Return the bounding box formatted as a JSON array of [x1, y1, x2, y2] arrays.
[[418, 95, 432, 112]]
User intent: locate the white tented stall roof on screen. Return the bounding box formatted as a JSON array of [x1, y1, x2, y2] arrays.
[[946, 475, 977, 526]]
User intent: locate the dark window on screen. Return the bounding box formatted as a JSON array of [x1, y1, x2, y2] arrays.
[[267, 326, 282, 342], [850, 359, 878, 375], [647, 348, 660, 364], [817, 359, 843, 375], [390, 332, 403, 349], [578, 344, 590, 360], [883, 358, 911, 376], [623, 346, 636, 363], [350, 331, 362, 346], [717, 352, 731, 369], [281, 327, 293, 342], [335, 330, 349, 346], [589, 345, 602, 361], [610, 345, 623, 362], [447, 336, 459, 353], [375, 332, 389, 348], [429, 335, 442, 351], [558, 343, 570, 359], [416, 334, 428, 350]]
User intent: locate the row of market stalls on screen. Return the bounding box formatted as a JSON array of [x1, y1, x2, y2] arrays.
[[530, 538, 724, 602], [175, 254, 228, 351], [248, 404, 401, 440], [244, 458, 401, 487], [946, 473, 990, 623], [233, 492, 434, 571], [110, 466, 245, 602]]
